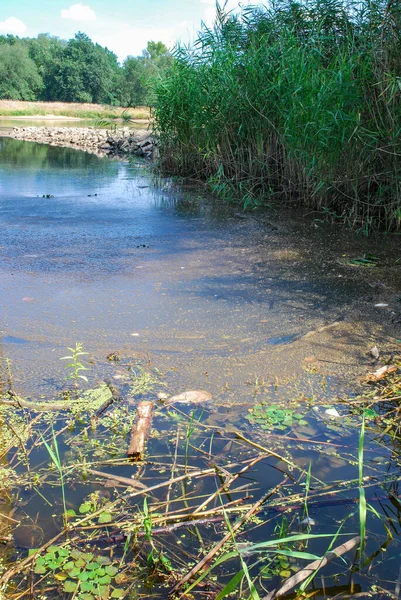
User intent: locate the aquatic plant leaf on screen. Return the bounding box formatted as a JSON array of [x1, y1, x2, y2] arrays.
[[63, 580, 77, 593], [98, 511, 113, 524], [216, 570, 244, 599], [78, 571, 90, 582], [44, 552, 56, 561], [81, 581, 95, 592], [98, 575, 112, 585], [34, 564, 47, 574], [105, 565, 118, 577], [82, 553, 94, 563], [80, 594, 94, 600], [34, 556, 45, 564], [71, 550, 84, 560], [75, 558, 86, 568], [79, 501, 92, 514], [86, 562, 100, 571], [68, 566, 81, 578], [66, 509, 77, 518], [54, 572, 68, 581], [111, 589, 125, 598], [240, 533, 349, 553], [63, 561, 75, 571], [280, 570, 292, 578], [95, 567, 106, 576], [98, 585, 110, 599], [97, 556, 111, 565]]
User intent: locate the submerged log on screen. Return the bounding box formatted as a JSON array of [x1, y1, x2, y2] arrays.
[[128, 401, 153, 460]]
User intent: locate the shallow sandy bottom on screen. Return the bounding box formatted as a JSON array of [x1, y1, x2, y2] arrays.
[[0, 137, 400, 407]]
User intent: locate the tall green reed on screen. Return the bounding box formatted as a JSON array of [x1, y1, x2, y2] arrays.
[[154, 0, 401, 231]]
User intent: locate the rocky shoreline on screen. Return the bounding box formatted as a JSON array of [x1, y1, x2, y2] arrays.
[[4, 126, 154, 158]]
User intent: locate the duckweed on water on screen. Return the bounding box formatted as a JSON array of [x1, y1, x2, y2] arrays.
[[247, 404, 309, 431]]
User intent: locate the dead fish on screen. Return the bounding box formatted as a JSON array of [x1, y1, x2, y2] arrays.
[[167, 390, 212, 404]]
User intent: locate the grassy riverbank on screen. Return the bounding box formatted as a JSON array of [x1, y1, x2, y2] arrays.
[[0, 100, 150, 121], [155, 0, 401, 232]]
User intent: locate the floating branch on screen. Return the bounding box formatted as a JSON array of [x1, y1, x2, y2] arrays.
[[128, 401, 154, 460]]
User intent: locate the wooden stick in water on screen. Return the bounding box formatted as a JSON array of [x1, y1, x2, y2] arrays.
[[128, 401, 153, 460], [262, 536, 360, 600]]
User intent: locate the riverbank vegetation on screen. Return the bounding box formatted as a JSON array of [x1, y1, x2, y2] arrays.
[[0, 34, 172, 107], [0, 100, 149, 120], [154, 0, 401, 232]]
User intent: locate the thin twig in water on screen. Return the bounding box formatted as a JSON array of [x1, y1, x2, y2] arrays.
[[170, 477, 289, 596], [261, 536, 360, 600]]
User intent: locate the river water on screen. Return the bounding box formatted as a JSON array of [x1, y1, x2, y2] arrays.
[[1, 137, 401, 599]]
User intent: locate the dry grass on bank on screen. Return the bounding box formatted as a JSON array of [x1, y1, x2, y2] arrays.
[[0, 100, 150, 120]]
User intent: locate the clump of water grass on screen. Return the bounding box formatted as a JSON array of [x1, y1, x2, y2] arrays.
[[154, 0, 401, 232]]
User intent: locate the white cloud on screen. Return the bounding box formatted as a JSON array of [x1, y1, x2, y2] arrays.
[[0, 17, 27, 34], [93, 21, 192, 62], [61, 3, 96, 22]]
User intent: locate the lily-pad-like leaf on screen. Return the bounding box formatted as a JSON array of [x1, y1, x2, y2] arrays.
[[81, 581, 95, 592], [75, 558, 86, 568], [86, 561, 100, 571], [105, 565, 118, 577], [111, 590, 125, 599], [54, 572, 68, 581], [63, 580, 77, 593], [98, 585, 110, 599], [82, 552, 94, 563], [67, 566, 81, 578], [98, 511, 113, 524], [97, 556, 111, 566], [78, 571, 90, 582], [44, 552, 56, 562], [79, 502, 92, 514], [34, 564, 47, 575], [280, 569, 292, 578], [98, 574, 112, 585], [80, 594, 94, 600]]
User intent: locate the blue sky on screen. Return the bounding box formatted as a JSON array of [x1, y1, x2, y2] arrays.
[[0, 1, 254, 62]]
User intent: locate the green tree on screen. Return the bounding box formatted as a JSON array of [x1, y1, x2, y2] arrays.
[[121, 41, 173, 107], [28, 34, 66, 101], [143, 41, 169, 60], [120, 56, 149, 106], [50, 32, 119, 103], [0, 43, 43, 100]]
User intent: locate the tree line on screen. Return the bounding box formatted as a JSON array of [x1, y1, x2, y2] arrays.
[[0, 33, 173, 106]]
